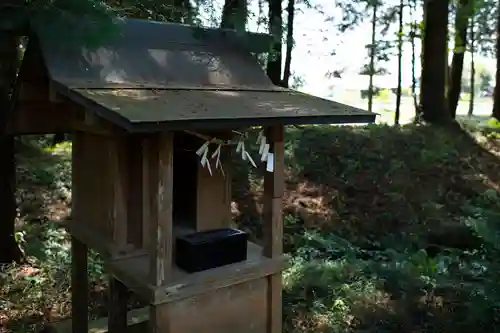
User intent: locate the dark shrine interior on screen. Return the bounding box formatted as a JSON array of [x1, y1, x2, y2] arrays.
[[172, 131, 200, 230]]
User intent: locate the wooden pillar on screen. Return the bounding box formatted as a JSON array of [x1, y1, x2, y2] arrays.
[[71, 131, 88, 333], [109, 136, 128, 251], [107, 136, 135, 333], [126, 136, 144, 247], [71, 237, 88, 333], [144, 132, 174, 333], [263, 125, 284, 333], [108, 278, 128, 333]]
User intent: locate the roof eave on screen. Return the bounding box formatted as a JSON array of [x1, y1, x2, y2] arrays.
[[52, 80, 136, 132], [128, 114, 377, 132], [54, 80, 377, 133]]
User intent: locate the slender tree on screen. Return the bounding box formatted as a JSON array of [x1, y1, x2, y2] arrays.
[[448, 0, 471, 118], [410, 0, 418, 113], [468, 13, 475, 116], [367, 2, 377, 113], [395, 0, 404, 125], [282, 0, 295, 87], [266, 0, 283, 85], [416, 0, 427, 119], [493, 0, 500, 120]]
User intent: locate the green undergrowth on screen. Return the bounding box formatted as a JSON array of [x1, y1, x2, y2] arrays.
[[2, 138, 107, 333], [282, 213, 500, 333], [2, 124, 500, 333], [234, 124, 500, 332]]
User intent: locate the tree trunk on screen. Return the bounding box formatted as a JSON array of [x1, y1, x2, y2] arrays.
[[181, 0, 194, 23], [368, 5, 377, 113], [282, 0, 295, 88], [420, 0, 451, 123], [410, 0, 418, 114], [0, 29, 22, 265], [221, 0, 247, 31], [52, 133, 67, 146], [266, 0, 282, 85], [447, 0, 469, 118], [395, 0, 404, 125], [156, 0, 194, 23], [492, 0, 500, 120], [417, 0, 427, 119], [172, 0, 194, 23], [468, 15, 475, 116]]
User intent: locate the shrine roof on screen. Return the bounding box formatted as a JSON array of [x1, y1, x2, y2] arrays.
[[25, 18, 376, 131]]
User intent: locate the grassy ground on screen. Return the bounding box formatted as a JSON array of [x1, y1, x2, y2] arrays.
[[1, 124, 500, 333]]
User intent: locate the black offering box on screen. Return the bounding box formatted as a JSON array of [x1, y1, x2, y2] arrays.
[[175, 228, 248, 273]]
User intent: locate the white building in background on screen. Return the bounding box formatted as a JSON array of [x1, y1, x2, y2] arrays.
[[326, 73, 409, 104]]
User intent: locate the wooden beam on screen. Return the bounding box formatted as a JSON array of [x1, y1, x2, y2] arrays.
[[263, 125, 284, 333], [8, 100, 126, 136], [7, 101, 75, 134]]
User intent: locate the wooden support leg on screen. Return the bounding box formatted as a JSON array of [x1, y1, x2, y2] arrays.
[[148, 305, 170, 333], [71, 236, 88, 333], [108, 277, 128, 333], [266, 274, 282, 333], [263, 125, 285, 333]]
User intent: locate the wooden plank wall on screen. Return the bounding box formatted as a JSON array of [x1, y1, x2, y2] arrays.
[[196, 153, 232, 231]]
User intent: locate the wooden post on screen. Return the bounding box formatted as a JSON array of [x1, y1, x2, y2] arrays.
[[126, 136, 144, 247], [107, 136, 132, 333], [109, 137, 128, 251], [108, 278, 128, 333], [71, 237, 88, 333], [71, 131, 88, 333], [145, 132, 174, 333], [142, 137, 151, 250], [263, 125, 284, 333]]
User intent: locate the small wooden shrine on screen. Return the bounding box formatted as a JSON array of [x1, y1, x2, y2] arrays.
[[9, 18, 376, 333]]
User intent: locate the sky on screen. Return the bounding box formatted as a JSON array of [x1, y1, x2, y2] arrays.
[[198, 0, 496, 98]]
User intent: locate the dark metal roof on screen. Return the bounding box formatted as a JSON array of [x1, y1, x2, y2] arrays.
[[36, 18, 277, 90], [27, 18, 377, 130]]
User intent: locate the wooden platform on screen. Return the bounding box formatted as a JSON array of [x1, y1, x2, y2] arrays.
[[108, 240, 287, 304]]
